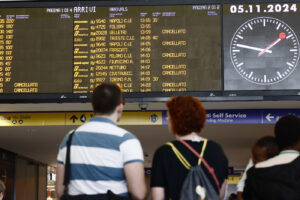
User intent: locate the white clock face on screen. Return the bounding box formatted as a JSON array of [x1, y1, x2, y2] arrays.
[[230, 16, 300, 85]]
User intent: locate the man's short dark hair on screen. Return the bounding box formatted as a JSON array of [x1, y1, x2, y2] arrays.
[[254, 136, 279, 159], [92, 83, 122, 115], [275, 114, 300, 150]]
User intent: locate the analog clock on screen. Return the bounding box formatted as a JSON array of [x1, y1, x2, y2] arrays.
[[230, 16, 300, 85]]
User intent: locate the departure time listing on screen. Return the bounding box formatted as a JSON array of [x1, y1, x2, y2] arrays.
[[72, 5, 221, 93]]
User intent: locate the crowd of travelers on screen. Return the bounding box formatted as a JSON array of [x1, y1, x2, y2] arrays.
[[55, 82, 300, 200]]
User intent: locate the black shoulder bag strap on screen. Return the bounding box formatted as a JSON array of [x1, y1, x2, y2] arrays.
[[63, 130, 76, 193]]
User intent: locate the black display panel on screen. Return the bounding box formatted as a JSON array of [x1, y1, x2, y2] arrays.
[[0, 1, 222, 102], [74, 5, 221, 93], [0, 7, 73, 94], [0, 0, 300, 103], [223, 3, 300, 91]]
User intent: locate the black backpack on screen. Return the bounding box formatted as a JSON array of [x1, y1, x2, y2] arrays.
[[166, 139, 220, 200]]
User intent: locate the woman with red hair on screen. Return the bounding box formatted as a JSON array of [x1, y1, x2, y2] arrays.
[[151, 96, 228, 200]]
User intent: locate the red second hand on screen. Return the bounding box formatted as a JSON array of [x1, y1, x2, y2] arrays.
[[258, 32, 286, 57]]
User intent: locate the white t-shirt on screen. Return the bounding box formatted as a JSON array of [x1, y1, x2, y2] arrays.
[[236, 159, 254, 192]]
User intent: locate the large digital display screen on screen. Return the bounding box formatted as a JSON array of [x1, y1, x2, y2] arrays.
[[0, 0, 300, 102], [0, 8, 73, 94], [0, 3, 221, 100], [223, 3, 300, 91]]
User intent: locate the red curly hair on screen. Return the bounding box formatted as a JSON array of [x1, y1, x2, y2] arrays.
[[166, 96, 206, 136]]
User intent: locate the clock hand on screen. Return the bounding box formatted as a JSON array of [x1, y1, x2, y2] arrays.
[[236, 44, 272, 53], [258, 32, 286, 57]]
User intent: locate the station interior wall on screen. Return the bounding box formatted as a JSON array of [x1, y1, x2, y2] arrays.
[[0, 149, 47, 200], [0, 100, 299, 199]]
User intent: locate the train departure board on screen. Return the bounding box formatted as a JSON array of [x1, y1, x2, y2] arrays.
[[1, 0, 300, 102], [0, 2, 221, 100], [0, 8, 73, 94]]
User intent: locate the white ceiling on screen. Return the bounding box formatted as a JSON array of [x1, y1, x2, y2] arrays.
[[0, 100, 298, 168]]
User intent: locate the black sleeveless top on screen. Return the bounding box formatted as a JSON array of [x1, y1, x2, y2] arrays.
[[150, 140, 228, 200]]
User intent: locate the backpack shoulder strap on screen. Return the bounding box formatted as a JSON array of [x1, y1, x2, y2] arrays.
[[166, 142, 191, 170], [198, 139, 208, 165], [63, 130, 75, 187], [178, 139, 221, 192], [166, 140, 208, 169]]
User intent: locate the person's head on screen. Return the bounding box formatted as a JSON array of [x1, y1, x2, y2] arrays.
[[229, 193, 237, 200], [275, 114, 300, 151], [0, 180, 5, 200], [252, 136, 279, 164], [166, 96, 206, 136], [92, 83, 123, 120]]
